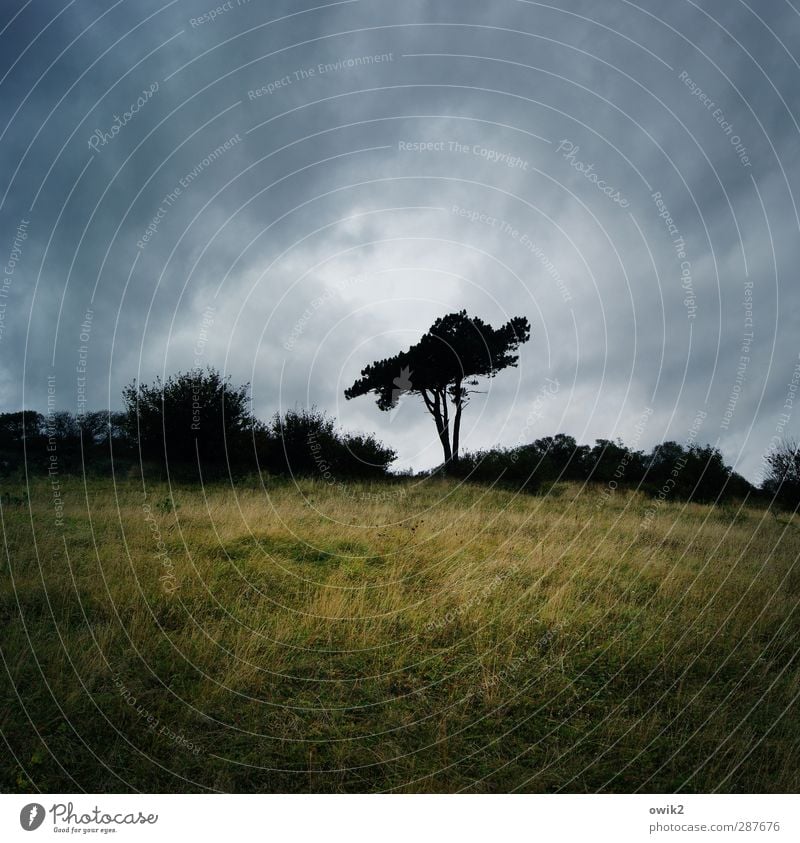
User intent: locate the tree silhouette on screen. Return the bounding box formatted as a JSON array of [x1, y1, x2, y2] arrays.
[[344, 310, 530, 463], [763, 438, 800, 508], [122, 368, 254, 469]]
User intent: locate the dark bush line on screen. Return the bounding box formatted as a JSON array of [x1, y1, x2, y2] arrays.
[[0, 409, 129, 477], [258, 407, 395, 480], [443, 434, 757, 504], [0, 367, 793, 506], [762, 439, 800, 510], [0, 369, 396, 483], [0, 408, 396, 483]]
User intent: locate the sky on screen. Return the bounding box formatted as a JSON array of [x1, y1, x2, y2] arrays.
[[1, 0, 798, 480]]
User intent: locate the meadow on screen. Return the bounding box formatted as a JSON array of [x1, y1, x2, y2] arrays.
[[1, 473, 798, 792]]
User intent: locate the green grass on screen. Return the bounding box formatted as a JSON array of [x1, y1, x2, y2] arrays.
[[1, 474, 798, 792]]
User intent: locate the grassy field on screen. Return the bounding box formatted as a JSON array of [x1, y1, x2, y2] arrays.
[[1, 473, 798, 793]]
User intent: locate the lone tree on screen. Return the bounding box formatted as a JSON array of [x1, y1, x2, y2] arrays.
[[344, 310, 530, 463]]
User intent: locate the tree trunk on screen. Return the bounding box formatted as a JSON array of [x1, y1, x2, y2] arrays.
[[434, 390, 452, 463], [422, 388, 452, 464], [452, 388, 463, 463]]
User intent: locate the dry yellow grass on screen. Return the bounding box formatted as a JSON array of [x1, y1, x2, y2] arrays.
[[1, 474, 798, 792]]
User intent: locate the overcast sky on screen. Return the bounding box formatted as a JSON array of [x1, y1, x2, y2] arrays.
[[1, 0, 798, 480]]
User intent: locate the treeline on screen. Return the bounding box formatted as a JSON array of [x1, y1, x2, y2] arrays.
[[446, 434, 756, 503], [0, 408, 127, 476], [2, 367, 796, 508], [0, 369, 395, 481]]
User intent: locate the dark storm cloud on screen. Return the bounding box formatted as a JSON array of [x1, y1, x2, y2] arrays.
[[1, 0, 798, 480]]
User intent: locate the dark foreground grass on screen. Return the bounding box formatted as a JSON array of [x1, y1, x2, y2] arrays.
[[1, 474, 798, 792]]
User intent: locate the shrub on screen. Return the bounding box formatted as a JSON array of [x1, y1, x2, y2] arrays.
[[122, 368, 255, 470], [260, 408, 396, 480], [449, 435, 753, 503], [763, 439, 800, 509]]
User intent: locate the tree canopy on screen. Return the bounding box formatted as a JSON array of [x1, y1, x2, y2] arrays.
[[345, 310, 531, 463]]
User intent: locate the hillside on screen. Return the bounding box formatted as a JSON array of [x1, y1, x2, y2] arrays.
[[1, 475, 798, 792]]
